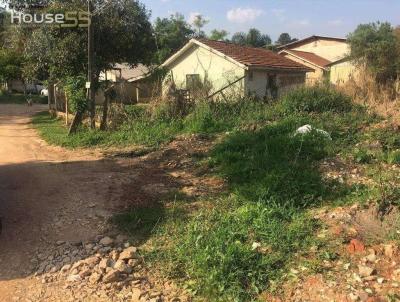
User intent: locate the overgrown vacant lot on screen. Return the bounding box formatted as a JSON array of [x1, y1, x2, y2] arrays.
[[33, 87, 400, 301]]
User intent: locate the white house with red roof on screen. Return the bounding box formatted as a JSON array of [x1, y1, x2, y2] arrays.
[[161, 38, 312, 99]]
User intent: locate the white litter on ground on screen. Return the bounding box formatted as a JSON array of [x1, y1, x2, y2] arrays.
[[295, 124, 332, 140]]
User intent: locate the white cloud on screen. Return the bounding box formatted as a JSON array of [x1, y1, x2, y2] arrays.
[[160, 0, 170, 2], [328, 19, 344, 26], [226, 8, 264, 23], [271, 8, 286, 22]]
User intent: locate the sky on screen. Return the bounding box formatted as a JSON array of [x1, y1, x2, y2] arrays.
[[141, 0, 400, 41]]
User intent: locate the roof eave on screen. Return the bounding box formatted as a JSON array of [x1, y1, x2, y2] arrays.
[[277, 35, 347, 50], [248, 65, 312, 72], [161, 39, 248, 70], [279, 50, 329, 71], [161, 40, 195, 68], [192, 39, 248, 70]]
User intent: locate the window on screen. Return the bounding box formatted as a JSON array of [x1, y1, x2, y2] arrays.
[[248, 71, 254, 81], [186, 74, 201, 91]]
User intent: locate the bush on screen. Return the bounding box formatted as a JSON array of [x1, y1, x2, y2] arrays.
[[278, 86, 353, 115], [386, 150, 400, 164], [353, 148, 374, 164], [64, 75, 87, 113]]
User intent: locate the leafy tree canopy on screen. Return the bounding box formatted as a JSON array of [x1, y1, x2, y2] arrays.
[[348, 21, 399, 83], [153, 13, 194, 64], [231, 28, 272, 47], [21, 0, 155, 82], [231, 32, 246, 45], [209, 29, 228, 41], [276, 33, 297, 46], [191, 14, 208, 37], [0, 48, 24, 82]]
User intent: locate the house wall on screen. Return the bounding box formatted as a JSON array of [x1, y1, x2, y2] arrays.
[[329, 60, 359, 85], [245, 69, 306, 98], [166, 44, 246, 98], [281, 53, 325, 85], [292, 39, 349, 62]]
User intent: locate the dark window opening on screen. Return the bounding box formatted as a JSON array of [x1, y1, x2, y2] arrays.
[[186, 74, 201, 91]]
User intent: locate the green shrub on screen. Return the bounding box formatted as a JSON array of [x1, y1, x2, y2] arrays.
[[183, 102, 223, 133], [370, 127, 400, 151], [386, 150, 400, 164], [278, 86, 353, 115], [64, 75, 87, 113], [353, 148, 374, 164]]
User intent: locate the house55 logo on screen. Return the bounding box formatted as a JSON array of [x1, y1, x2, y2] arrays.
[[10, 11, 90, 28]]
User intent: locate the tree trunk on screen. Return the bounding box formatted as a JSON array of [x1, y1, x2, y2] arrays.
[[48, 82, 55, 110], [100, 92, 109, 131], [68, 111, 83, 135], [89, 82, 96, 129]]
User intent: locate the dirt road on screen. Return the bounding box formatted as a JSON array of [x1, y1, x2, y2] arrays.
[[0, 104, 218, 302], [0, 104, 137, 301]]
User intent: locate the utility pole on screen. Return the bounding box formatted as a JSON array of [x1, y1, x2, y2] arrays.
[[87, 0, 95, 129]]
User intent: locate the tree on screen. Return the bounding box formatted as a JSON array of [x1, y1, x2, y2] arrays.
[[153, 13, 194, 64], [348, 22, 398, 83], [276, 33, 297, 46], [21, 0, 155, 131], [231, 32, 246, 45], [395, 26, 400, 75], [0, 48, 24, 85], [0, 9, 8, 46], [232, 29, 272, 47], [209, 29, 228, 41], [191, 14, 208, 37]]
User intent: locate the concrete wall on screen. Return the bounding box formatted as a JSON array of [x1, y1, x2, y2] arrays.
[[329, 60, 359, 85], [293, 39, 349, 62], [166, 44, 245, 98], [245, 69, 306, 98], [280, 53, 325, 85]]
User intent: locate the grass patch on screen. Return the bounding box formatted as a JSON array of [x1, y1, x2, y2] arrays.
[[32, 112, 109, 148], [110, 86, 388, 301], [166, 200, 319, 300], [0, 92, 47, 104], [35, 86, 396, 300]]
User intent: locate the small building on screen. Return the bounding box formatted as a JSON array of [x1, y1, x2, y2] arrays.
[[161, 38, 311, 100], [278, 35, 352, 85], [278, 49, 331, 84], [326, 58, 359, 86], [99, 64, 155, 103]]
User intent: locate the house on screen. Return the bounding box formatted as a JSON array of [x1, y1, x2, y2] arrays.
[[278, 35, 353, 85], [99, 64, 155, 103], [161, 38, 312, 100]]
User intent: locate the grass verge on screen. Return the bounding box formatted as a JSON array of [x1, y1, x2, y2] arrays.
[[33, 86, 400, 300], [0, 93, 48, 104]]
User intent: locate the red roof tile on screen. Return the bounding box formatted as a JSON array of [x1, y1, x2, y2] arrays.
[[277, 35, 347, 50], [282, 50, 332, 68], [196, 39, 311, 71]]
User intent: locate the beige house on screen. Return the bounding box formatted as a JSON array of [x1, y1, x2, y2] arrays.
[[99, 64, 155, 103], [278, 35, 355, 85], [161, 38, 311, 100]]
